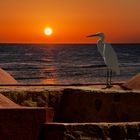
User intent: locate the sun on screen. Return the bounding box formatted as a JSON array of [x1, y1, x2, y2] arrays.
[[44, 27, 53, 36]]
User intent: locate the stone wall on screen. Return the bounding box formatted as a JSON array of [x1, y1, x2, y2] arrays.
[[0, 107, 53, 140], [56, 89, 140, 122], [1, 88, 140, 139], [41, 122, 140, 140], [1, 88, 140, 122]]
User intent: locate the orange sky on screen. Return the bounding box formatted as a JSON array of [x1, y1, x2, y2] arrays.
[[0, 0, 140, 43]]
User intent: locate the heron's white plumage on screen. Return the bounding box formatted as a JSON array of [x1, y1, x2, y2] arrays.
[[87, 32, 120, 86], [103, 43, 120, 74], [87, 32, 120, 75]]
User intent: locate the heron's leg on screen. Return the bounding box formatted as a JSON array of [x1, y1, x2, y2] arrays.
[[106, 68, 109, 87], [109, 70, 112, 87]]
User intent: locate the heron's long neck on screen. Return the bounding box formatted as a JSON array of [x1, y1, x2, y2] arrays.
[[97, 39, 104, 46], [97, 39, 104, 57], [100, 36, 105, 42]]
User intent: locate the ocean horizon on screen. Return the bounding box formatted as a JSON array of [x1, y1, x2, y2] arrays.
[[0, 43, 140, 84]]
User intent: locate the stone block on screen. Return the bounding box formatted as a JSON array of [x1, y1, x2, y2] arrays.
[[56, 89, 140, 122], [0, 107, 54, 140], [40, 122, 140, 140]]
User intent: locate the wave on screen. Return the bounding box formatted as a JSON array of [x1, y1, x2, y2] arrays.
[[0, 44, 139, 84], [77, 64, 106, 68], [16, 77, 45, 80], [3, 67, 41, 71], [121, 63, 140, 67]]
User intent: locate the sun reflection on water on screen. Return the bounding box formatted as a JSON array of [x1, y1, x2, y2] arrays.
[[41, 78, 57, 84]]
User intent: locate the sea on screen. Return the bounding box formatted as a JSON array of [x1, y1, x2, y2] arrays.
[[0, 44, 139, 85]]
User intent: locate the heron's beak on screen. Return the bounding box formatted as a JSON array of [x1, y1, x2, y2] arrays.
[[86, 34, 98, 38]]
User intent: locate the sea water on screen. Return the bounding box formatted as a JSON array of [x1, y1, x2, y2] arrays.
[[0, 44, 139, 84]]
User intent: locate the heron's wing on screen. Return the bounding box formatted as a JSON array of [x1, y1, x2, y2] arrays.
[[103, 43, 120, 74]]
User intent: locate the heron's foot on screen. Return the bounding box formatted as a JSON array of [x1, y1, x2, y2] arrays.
[[107, 84, 113, 88], [102, 84, 113, 89]]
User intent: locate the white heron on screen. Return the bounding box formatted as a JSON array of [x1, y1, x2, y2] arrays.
[[87, 32, 120, 87]]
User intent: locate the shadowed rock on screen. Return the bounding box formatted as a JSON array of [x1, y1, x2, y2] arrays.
[[123, 73, 140, 90], [0, 68, 17, 84], [0, 94, 19, 107]]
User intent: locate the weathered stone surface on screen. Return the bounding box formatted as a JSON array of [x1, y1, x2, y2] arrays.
[[0, 93, 19, 107], [2, 90, 50, 107], [123, 73, 140, 90], [40, 122, 140, 140], [57, 89, 140, 122], [0, 107, 54, 140], [0, 87, 140, 139], [1, 88, 140, 122], [1, 90, 62, 108], [1, 89, 63, 120]]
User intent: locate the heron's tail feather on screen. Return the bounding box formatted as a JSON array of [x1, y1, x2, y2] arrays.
[[116, 70, 120, 75], [114, 67, 120, 75]]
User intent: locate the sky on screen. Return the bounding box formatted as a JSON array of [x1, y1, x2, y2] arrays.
[[0, 0, 140, 43]]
